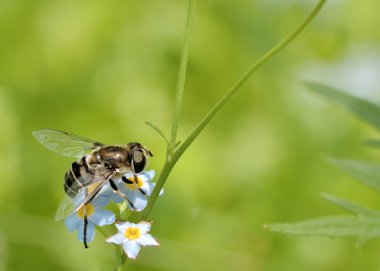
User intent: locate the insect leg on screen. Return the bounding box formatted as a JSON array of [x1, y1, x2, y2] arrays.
[[109, 179, 137, 210], [83, 203, 89, 248], [121, 175, 146, 196]]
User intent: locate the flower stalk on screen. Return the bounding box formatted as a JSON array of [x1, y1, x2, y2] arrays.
[[169, 0, 197, 150], [140, 0, 327, 222]]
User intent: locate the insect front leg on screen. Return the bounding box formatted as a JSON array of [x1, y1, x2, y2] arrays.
[[109, 179, 137, 210], [121, 175, 146, 196]]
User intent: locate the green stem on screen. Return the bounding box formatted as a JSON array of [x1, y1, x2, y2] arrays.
[[169, 0, 196, 149], [174, 0, 327, 161], [114, 247, 124, 271], [96, 227, 123, 271], [140, 0, 327, 220], [141, 160, 173, 220], [121, 256, 130, 271]]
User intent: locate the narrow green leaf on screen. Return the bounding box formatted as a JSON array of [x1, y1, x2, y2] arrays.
[[305, 82, 380, 131], [328, 158, 380, 192], [266, 215, 380, 241], [145, 121, 169, 145], [322, 193, 380, 218]]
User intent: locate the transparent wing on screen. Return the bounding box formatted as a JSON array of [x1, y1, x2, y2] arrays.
[[33, 129, 104, 158], [54, 171, 115, 221], [55, 191, 86, 221]]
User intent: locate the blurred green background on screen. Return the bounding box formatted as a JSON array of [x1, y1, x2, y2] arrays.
[[1, 0, 380, 270]]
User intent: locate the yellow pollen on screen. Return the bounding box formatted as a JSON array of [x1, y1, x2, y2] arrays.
[[127, 176, 143, 190], [124, 227, 140, 240], [77, 204, 94, 218]]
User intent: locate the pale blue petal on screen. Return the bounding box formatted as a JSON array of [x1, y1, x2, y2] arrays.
[[142, 182, 154, 196], [98, 184, 111, 195], [93, 194, 110, 207], [101, 184, 123, 203], [90, 209, 115, 226], [142, 170, 155, 180], [77, 221, 95, 243], [127, 190, 147, 211], [102, 180, 125, 203], [122, 240, 141, 259], [110, 192, 124, 204], [138, 233, 159, 247], [65, 214, 80, 232], [99, 186, 115, 201], [118, 183, 131, 196]]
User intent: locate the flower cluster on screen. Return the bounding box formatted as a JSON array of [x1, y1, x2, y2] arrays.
[[64, 169, 161, 259]]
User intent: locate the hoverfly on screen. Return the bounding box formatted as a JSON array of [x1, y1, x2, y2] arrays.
[[32, 129, 153, 248]]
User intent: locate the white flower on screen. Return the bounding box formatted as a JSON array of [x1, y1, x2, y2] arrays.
[[106, 221, 159, 259], [65, 194, 115, 243], [103, 170, 163, 212]]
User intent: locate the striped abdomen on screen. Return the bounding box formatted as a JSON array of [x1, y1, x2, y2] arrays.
[[64, 156, 94, 197]]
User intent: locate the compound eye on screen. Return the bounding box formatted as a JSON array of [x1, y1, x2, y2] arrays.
[[132, 150, 146, 173]]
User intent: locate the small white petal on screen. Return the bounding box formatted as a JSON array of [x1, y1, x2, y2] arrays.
[[138, 233, 159, 247], [116, 221, 134, 233], [122, 240, 141, 259], [77, 221, 95, 243], [106, 232, 125, 245], [136, 221, 151, 234], [90, 209, 115, 226], [65, 214, 80, 232]]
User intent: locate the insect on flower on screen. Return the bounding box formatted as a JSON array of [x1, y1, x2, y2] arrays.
[[105, 170, 163, 206], [33, 129, 153, 248]]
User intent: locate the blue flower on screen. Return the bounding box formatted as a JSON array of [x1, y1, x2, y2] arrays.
[[103, 170, 163, 212], [65, 194, 115, 244]]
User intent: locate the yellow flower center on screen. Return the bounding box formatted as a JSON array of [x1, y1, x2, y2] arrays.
[[124, 227, 141, 240], [127, 176, 143, 190], [76, 204, 94, 218]]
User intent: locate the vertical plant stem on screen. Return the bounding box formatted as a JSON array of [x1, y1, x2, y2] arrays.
[[114, 247, 124, 271], [140, 0, 327, 221], [169, 0, 197, 149], [96, 226, 124, 270], [141, 160, 173, 220], [174, 0, 327, 160]]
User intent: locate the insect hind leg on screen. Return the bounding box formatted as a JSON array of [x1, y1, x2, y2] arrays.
[[109, 179, 137, 210], [83, 204, 89, 248]]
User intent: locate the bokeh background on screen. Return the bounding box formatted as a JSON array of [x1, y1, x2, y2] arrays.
[[1, 0, 380, 270]]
